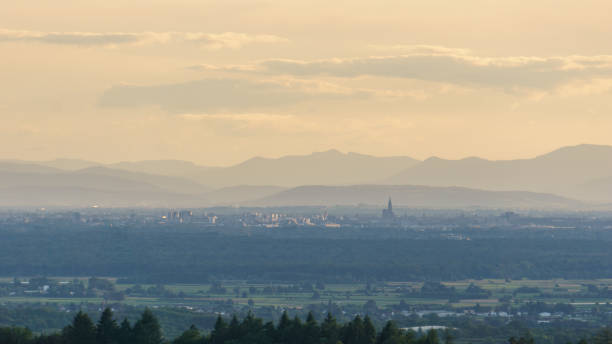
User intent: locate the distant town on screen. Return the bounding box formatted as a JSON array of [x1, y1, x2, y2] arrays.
[[2, 199, 612, 233]]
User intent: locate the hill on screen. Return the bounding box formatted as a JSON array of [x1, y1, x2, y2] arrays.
[[386, 144, 612, 201], [191, 150, 419, 187], [0, 163, 210, 207], [252, 184, 581, 209]]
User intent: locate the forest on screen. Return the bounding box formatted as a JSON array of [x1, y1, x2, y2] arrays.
[[3, 308, 612, 344], [1, 227, 612, 283]]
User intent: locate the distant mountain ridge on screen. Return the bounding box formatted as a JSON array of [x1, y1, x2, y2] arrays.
[[190, 150, 419, 187], [251, 185, 580, 209], [6, 150, 420, 188], [3, 144, 612, 206], [386, 144, 612, 201]]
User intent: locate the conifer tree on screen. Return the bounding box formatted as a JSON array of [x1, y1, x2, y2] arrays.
[[290, 315, 304, 344], [96, 308, 119, 344], [423, 329, 439, 344], [117, 318, 133, 344], [322, 313, 340, 344], [173, 325, 202, 344], [227, 314, 241, 342], [442, 329, 454, 344], [363, 316, 376, 344], [595, 328, 612, 344], [64, 311, 96, 344], [132, 309, 163, 344], [378, 321, 401, 344], [0, 326, 34, 344], [209, 315, 228, 344], [343, 316, 365, 344], [277, 311, 292, 344], [304, 312, 320, 344]]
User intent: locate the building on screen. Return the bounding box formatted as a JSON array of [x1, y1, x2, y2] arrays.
[[382, 197, 395, 220]]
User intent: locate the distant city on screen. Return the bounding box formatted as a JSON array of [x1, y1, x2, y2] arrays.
[[2, 199, 612, 232]]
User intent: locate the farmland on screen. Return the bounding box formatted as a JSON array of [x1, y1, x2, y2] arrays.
[[3, 276, 612, 340], [2, 277, 612, 312]]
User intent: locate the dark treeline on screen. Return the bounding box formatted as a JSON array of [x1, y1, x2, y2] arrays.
[[2, 229, 612, 282], [2, 308, 612, 344]]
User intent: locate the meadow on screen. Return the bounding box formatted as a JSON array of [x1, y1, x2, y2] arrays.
[[3, 277, 612, 311]]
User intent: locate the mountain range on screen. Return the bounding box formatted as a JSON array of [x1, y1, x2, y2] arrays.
[[252, 185, 580, 209], [385, 144, 612, 201], [2, 144, 612, 208], [107, 150, 419, 187]]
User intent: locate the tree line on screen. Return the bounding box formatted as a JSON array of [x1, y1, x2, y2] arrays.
[[3, 229, 612, 283], [2, 308, 612, 344]]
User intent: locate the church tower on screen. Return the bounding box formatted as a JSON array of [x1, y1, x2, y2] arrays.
[[382, 197, 395, 220]]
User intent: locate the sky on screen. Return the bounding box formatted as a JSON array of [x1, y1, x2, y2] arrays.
[[2, 0, 612, 166]]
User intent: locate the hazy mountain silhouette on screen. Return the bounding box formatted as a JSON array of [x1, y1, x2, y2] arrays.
[[252, 185, 581, 209], [0, 162, 210, 207], [386, 144, 612, 201], [191, 150, 419, 187], [107, 160, 212, 181], [37, 158, 100, 170], [13, 151, 419, 188], [0, 185, 207, 208], [204, 185, 287, 205], [74, 166, 211, 194], [1, 159, 99, 171], [5, 144, 612, 206]]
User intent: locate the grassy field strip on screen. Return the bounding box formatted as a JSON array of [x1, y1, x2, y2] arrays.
[[4, 278, 612, 310]]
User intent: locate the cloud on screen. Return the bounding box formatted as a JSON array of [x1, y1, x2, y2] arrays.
[[178, 113, 304, 136], [179, 113, 293, 122], [175, 112, 416, 140], [254, 51, 612, 90], [182, 32, 288, 50], [99, 78, 367, 113], [187, 63, 259, 72], [0, 29, 287, 49], [367, 44, 472, 56]]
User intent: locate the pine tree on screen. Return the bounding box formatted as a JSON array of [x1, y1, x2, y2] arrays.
[[322, 313, 340, 344], [96, 308, 119, 344], [442, 329, 454, 344], [378, 321, 401, 344], [63, 311, 96, 344], [173, 325, 202, 344], [278, 311, 291, 331], [241, 312, 266, 344], [116, 318, 133, 344], [424, 329, 439, 344], [304, 312, 320, 344], [227, 314, 241, 342], [363, 316, 376, 344], [0, 326, 34, 344], [209, 315, 228, 344], [262, 321, 276, 343], [290, 316, 304, 344], [344, 316, 365, 344], [595, 327, 612, 344], [277, 311, 292, 344], [132, 309, 163, 344], [242, 311, 262, 334]]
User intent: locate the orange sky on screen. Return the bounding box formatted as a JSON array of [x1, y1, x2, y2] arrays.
[[2, 0, 612, 165]]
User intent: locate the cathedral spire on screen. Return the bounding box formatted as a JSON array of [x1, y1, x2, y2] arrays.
[[382, 197, 395, 220]]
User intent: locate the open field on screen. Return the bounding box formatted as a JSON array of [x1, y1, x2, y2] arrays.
[[4, 277, 612, 341], [3, 278, 612, 310]]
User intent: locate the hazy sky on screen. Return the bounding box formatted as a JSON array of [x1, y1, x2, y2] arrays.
[[2, 0, 612, 166]]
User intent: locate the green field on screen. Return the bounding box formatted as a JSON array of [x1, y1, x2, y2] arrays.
[[3, 277, 612, 311]]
